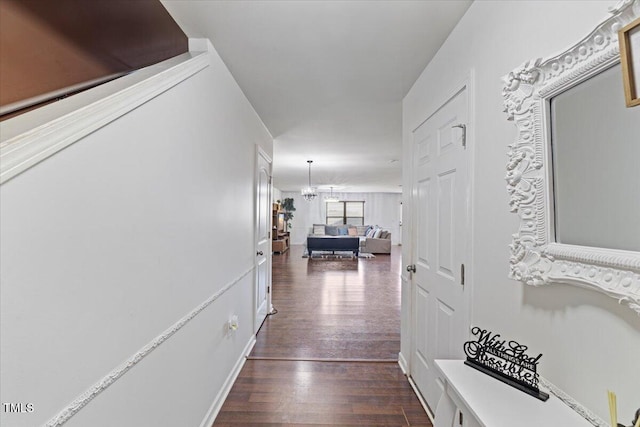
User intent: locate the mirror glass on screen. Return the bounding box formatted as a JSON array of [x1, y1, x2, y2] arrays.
[[551, 63, 640, 252]]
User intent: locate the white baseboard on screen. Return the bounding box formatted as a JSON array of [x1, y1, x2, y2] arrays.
[[43, 267, 254, 427], [398, 351, 409, 374], [406, 375, 435, 424], [199, 335, 257, 427], [398, 352, 435, 425]]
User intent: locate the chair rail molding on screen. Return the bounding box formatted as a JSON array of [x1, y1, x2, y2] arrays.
[[42, 266, 254, 427], [502, 0, 640, 313], [539, 377, 607, 427]]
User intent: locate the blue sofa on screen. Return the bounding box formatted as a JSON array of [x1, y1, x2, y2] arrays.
[[306, 236, 360, 257]]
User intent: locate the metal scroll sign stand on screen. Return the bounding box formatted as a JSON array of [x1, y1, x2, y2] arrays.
[[463, 326, 549, 401]]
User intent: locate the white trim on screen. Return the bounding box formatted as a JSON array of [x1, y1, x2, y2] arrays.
[[407, 72, 475, 414], [466, 68, 477, 336], [43, 267, 254, 427], [254, 145, 273, 332], [1, 51, 209, 185], [199, 336, 257, 427], [0, 72, 129, 116], [406, 375, 435, 424], [539, 377, 607, 427], [398, 352, 409, 375], [409, 73, 472, 134], [502, 0, 640, 313]]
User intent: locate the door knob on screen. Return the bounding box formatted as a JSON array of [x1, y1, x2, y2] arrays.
[[256, 251, 264, 256], [406, 264, 416, 273]]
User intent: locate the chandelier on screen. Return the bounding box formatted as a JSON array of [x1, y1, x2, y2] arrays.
[[325, 186, 339, 203], [301, 160, 318, 201]]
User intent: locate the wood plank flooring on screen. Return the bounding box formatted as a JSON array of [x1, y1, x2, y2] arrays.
[[213, 245, 431, 426]]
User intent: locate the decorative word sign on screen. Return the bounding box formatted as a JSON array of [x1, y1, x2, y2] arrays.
[[463, 327, 549, 401]]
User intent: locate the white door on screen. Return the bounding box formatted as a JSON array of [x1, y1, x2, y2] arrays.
[[410, 86, 471, 411], [255, 147, 272, 332]]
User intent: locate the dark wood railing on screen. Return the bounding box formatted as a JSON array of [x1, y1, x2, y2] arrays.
[[0, 0, 187, 118]]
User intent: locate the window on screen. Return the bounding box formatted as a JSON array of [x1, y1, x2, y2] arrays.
[[326, 201, 364, 225]]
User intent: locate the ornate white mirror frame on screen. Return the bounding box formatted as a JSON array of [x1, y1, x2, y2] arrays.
[[502, 0, 640, 314]]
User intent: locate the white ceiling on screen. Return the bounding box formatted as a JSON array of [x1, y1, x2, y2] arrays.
[[161, 0, 472, 193]]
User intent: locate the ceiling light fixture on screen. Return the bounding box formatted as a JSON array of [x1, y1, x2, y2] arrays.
[[301, 160, 318, 201], [325, 186, 339, 203]]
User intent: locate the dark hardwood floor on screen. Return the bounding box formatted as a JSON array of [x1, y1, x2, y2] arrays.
[[213, 245, 431, 426], [252, 245, 402, 361]]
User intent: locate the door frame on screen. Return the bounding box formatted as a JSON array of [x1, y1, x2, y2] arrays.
[[402, 71, 475, 417], [254, 145, 273, 333]]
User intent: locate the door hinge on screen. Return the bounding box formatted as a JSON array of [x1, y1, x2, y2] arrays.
[[459, 410, 464, 425], [461, 263, 465, 286], [452, 124, 467, 149], [267, 286, 270, 293]]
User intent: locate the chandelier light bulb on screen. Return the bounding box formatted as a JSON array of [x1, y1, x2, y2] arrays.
[[325, 186, 339, 202], [301, 160, 317, 201]]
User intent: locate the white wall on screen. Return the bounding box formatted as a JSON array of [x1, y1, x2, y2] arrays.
[[402, 0, 640, 422], [273, 187, 283, 205], [281, 191, 402, 245], [0, 43, 272, 426]]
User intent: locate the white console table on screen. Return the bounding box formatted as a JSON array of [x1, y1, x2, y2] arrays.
[[434, 360, 592, 427]]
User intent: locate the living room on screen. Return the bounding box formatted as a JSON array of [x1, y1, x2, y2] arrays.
[[273, 188, 402, 249]]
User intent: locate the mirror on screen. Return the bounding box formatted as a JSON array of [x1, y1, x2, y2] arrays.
[[551, 63, 640, 252], [502, 1, 640, 313]]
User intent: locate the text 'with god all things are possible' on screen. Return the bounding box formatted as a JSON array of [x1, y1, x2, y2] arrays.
[[463, 327, 549, 401]]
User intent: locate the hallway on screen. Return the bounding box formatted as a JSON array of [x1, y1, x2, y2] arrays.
[[213, 245, 431, 426]]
